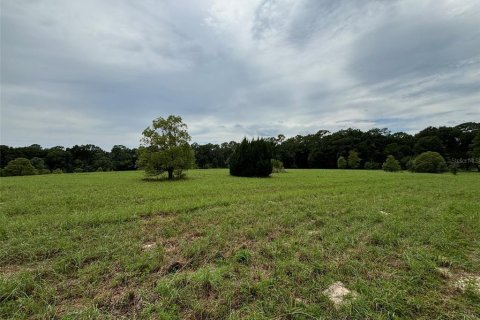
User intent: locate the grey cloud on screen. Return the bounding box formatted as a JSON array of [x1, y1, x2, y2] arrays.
[[1, 0, 479, 149], [349, 3, 480, 85]]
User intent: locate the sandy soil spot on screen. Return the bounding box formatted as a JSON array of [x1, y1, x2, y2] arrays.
[[142, 242, 157, 250], [323, 281, 357, 307], [454, 275, 480, 292]]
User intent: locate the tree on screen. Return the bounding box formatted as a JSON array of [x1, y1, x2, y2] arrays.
[[414, 136, 444, 155], [337, 156, 347, 169], [45, 147, 72, 171], [469, 132, 480, 161], [414, 151, 447, 173], [1, 158, 37, 176], [347, 150, 361, 169], [137, 115, 195, 179], [382, 155, 401, 172], [30, 157, 45, 171], [229, 138, 273, 177], [110, 145, 137, 171]]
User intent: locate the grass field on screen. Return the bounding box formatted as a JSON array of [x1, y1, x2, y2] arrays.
[[1, 169, 479, 319]]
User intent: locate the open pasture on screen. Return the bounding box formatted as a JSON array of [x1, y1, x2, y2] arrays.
[[1, 170, 479, 319]]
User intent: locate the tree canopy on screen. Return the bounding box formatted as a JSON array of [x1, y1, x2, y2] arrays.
[[137, 115, 195, 179]]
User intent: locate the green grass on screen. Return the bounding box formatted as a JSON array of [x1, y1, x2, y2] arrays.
[[1, 169, 479, 319]]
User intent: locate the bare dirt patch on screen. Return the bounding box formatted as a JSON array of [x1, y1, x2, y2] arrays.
[[142, 242, 157, 250], [323, 281, 357, 307], [454, 274, 480, 292], [0, 264, 34, 278]]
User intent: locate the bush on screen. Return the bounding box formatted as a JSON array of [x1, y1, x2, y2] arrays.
[[337, 156, 347, 169], [30, 157, 45, 171], [414, 151, 447, 173], [382, 155, 401, 172], [347, 150, 361, 169], [448, 162, 458, 175], [229, 138, 273, 177], [364, 161, 381, 170], [271, 159, 286, 173], [52, 168, 63, 174], [406, 159, 415, 172], [1, 158, 37, 176], [400, 156, 412, 170]]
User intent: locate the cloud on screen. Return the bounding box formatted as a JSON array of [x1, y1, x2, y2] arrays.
[[1, 0, 479, 149]]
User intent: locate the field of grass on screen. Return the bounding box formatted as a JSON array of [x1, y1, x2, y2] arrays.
[[1, 169, 479, 319]]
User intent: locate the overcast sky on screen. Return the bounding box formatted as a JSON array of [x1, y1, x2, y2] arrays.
[[1, 0, 479, 149]]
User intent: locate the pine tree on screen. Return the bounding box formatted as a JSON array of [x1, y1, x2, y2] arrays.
[[229, 138, 273, 177]]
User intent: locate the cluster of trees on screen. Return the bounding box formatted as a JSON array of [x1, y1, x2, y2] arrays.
[[1, 121, 479, 177], [191, 122, 480, 171], [191, 142, 237, 169], [0, 144, 137, 176]]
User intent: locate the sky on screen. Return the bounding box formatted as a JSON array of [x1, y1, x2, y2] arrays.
[[1, 0, 479, 149]]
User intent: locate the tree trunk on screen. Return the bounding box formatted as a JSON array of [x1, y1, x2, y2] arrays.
[[168, 168, 174, 180]]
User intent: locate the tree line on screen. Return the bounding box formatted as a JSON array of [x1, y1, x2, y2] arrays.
[[0, 144, 137, 174], [193, 122, 480, 171], [1, 121, 479, 176]]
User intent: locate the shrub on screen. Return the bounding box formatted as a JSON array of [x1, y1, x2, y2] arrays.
[[337, 156, 347, 169], [382, 155, 401, 172], [400, 156, 412, 170], [414, 151, 447, 173], [229, 138, 272, 177], [1, 158, 37, 176], [271, 159, 286, 173], [30, 157, 45, 171], [364, 161, 381, 170], [406, 159, 415, 172], [448, 162, 458, 175], [52, 168, 63, 174], [347, 150, 361, 169]]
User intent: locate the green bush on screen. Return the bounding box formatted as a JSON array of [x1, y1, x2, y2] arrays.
[[448, 162, 458, 175], [1, 158, 37, 176], [406, 159, 415, 172], [52, 168, 63, 174], [382, 155, 401, 172], [30, 157, 45, 171], [271, 159, 286, 173], [347, 150, 361, 169], [364, 161, 381, 170], [337, 156, 347, 169], [229, 138, 272, 177], [414, 151, 447, 173]]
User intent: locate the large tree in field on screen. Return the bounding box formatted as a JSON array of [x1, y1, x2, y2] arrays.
[[137, 115, 195, 180]]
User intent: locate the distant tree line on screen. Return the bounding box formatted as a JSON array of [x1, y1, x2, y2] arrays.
[[0, 144, 137, 174], [192, 122, 480, 171], [1, 122, 479, 176]]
